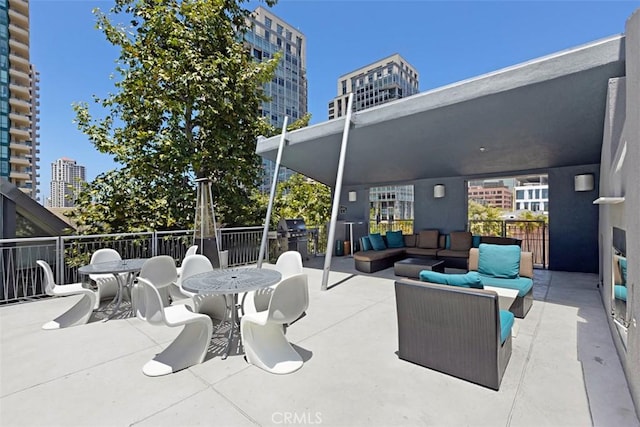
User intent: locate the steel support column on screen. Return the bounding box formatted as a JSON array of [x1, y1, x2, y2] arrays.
[[258, 117, 289, 268], [322, 93, 354, 290]]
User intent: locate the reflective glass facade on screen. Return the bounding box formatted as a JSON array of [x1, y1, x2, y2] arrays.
[[245, 7, 307, 192], [0, 1, 8, 179], [328, 54, 419, 120], [3, 0, 39, 199]]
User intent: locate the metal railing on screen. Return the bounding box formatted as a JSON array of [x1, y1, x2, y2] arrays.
[[1, 227, 273, 304], [369, 219, 414, 235], [468, 220, 548, 268]]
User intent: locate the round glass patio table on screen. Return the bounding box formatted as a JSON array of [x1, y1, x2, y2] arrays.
[[182, 267, 282, 359], [78, 258, 147, 321]]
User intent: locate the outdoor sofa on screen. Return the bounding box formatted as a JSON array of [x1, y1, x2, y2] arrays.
[[354, 230, 521, 273], [395, 278, 514, 390], [468, 246, 534, 318]]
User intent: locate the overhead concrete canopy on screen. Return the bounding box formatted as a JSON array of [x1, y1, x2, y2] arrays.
[[256, 35, 626, 188]]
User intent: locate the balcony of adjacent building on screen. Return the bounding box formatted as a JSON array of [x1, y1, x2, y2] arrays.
[[8, 0, 29, 16], [8, 8, 29, 28], [8, 23, 29, 44], [8, 68, 31, 86], [9, 111, 31, 127], [9, 82, 30, 98], [9, 97, 31, 113], [8, 38, 29, 57], [9, 154, 31, 166], [9, 169, 30, 181], [9, 54, 30, 74], [9, 130, 32, 143]]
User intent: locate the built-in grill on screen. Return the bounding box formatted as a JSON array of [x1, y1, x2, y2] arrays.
[[278, 218, 309, 260]]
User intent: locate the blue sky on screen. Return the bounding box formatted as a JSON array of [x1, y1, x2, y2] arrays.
[[31, 0, 639, 203]]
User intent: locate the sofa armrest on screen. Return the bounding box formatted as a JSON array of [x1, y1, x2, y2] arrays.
[[469, 247, 479, 271], [519, 252, 534, 278]]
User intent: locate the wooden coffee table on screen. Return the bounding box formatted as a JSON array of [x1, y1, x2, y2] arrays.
[[394, 257, 445, 278]]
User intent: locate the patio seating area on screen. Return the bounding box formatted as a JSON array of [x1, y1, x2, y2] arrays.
[[1, 258, 639, 426]]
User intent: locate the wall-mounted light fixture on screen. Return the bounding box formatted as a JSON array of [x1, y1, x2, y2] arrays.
[[434, 184, 445, 199], [348, 191, 357, 202], [574, 174, 594, 192]]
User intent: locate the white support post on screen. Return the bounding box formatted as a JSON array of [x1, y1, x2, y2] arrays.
[[322, 93, 354, 291], [258, 117, 289, 268]]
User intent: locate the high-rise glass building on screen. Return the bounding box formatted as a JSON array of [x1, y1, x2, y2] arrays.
[[244, 7, 307, 192], [330, 54, 419, 227], [328, 53, 419, 119], [1, 0, 39, 200], [47, 158, 85, 208]]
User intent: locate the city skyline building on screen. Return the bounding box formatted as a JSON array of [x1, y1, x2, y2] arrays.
[[369, 184, 414, 222], [468, 182, 514, 210], [47, 157, 85, 208], [1, 0, 39, 200], [245, 7, 307, 192], [328, 53, 419, 120], [330, 54, 420, 222], [515, 182, 549, 214]]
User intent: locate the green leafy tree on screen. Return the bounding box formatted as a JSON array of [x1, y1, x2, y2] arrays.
[[468, 200, 503, 236], [241, 113, 313, 226], [272, 173, 332, 228], [69, 0, 278, 233]]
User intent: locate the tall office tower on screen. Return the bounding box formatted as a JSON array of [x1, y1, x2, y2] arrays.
[[48, 158, 85, 208], [245, 7, 307, 192], [331, 54, 419, 226], [328, 53, 419, 119], [0, 0, 39, 200]]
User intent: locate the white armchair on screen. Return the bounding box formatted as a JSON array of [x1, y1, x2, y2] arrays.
[[89, 248, 122, 310], [241, 273, 309, 374], [177, 254, 229, 321], [243, 251, 303, 314], [138, 255, 177, 307], [133, 277, 212, 376], [37, 260, 97, 330]]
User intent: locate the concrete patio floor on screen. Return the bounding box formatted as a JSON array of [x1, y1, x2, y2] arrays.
[[1, 257, 639, 427]]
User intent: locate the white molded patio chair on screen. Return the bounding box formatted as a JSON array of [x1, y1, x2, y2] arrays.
[[244, 251, 303, 314], [138, 255, 177, 307], [133, 277, 212, 376], [176, 245, 198, 278], [240, 273, 309, 374], [169, 245, 199, 303], [177, 254, 229, 321], [89, 248, 122, 309], [37, 260, 97, 330]]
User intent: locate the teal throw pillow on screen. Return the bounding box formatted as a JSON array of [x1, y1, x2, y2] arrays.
[[445, 235, 451, 249], [369, 233, 387, 251], [619, 257, 627, 284], [386, 230, 404, 248], [499, 310, 514, 344], [478, 243, 521, 279], [472, 235, 481, 248], [419, 270, 483, 289], [360, 236, 372, 251], [614, 285, 627, 301]]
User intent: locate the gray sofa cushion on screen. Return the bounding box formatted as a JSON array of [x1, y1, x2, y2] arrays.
[[403, 234, 417, 247], [354, 248, 405, 262], [436, 249, 469, 259], [418, 230, 439, 249], [449, 231, 472, 251], [405, 247, 439, 257]]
